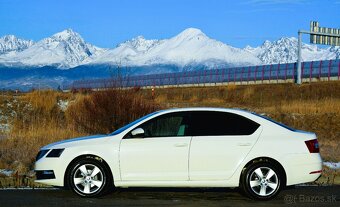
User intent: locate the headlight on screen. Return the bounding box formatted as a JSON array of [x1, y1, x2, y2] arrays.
[[46, 148, 65, 158], [36, 149, 49, 161]]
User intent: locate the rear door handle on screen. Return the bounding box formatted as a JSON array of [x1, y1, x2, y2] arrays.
[[174, 143, 188, 147], [237, 143, 252, 146]]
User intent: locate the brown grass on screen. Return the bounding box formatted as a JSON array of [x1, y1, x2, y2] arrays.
[[149, 81, 340, 161], [0, 90, 85, 172], [66, 89, 159, 134], [0, 81, 339, 177], [0, 89, 159, 172]]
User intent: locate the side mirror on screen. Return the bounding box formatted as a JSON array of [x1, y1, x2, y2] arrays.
[[131, 128, 145, 137]]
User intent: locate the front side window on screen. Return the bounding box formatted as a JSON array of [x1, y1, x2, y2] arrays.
[[109, 111, 160, 136], [138, 112, 188, 137]]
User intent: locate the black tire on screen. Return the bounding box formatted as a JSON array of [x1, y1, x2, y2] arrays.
[[240, 162, 282, 200], [68, 158, 113, 197]]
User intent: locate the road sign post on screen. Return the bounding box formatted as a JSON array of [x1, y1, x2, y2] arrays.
[[297, 21, 340, 84]]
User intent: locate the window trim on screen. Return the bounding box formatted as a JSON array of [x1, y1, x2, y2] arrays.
[[122, 110, 262, 139]]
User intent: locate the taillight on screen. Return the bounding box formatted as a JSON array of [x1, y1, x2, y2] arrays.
[[305, 139, 319, 153]]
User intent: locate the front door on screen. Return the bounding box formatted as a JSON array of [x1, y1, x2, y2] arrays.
[[119, 112, 191, 181]]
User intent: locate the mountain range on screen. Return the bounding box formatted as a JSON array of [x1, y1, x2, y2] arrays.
[[0, 28, 339, 89]]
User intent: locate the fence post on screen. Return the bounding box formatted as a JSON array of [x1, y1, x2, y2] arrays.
[[338, 61, 340, 80], [293, 63, 295, 82], [328, 60, 332, 81], [222, 69, 225, 84], [207, 70, 212, 83], [234, 68, 236, 84], [319, 60, 322, 80], [277, 63, 280, 83], [203, 70, 206, 86], [262, 65, 265, 83], [216, 68, 218, 85], [301, 62, 305, 83], [309, 61, 313, 83], [178, 73, 181, 87], [241, 67, 244, 84], [254, 66, 258, 83], [247, 66, 250, 84], [228, 68, 231, 84], [269, 64, 272, 82], [285, 63, 288, 82]]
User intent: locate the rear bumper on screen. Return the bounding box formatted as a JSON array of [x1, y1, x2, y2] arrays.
[[283, 153, 322, 186]]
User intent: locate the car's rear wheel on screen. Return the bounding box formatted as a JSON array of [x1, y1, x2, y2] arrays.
[[68, 158, 112, 197], [241, 162, 282, 200]]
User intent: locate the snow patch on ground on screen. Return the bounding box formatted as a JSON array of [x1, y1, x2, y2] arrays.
[[0, 169, 14, 176], [323, 162, 340, 170], [57, 100, 69, 111], [0, 123, 9, 132]]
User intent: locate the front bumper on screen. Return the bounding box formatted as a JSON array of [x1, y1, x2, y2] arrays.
[[34, 157, 67, 186], [35, 170, 56, 180]]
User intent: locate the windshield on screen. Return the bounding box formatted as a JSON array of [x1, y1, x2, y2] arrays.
[[109, 111, 160, 136], [251, 112, 296, 131]]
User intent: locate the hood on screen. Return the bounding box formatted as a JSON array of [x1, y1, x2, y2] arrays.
[[41, 134, 108, 150]]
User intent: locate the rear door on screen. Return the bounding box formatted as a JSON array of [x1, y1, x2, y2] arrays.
[[188, 111, 262, 181]]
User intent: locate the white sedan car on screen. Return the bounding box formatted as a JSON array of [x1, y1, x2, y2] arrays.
[[35, 108, 322, 200]]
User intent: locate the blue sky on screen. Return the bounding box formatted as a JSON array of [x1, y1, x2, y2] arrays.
[[0, 0, 339, 48]]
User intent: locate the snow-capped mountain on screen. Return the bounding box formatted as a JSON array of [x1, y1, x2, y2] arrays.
[[0, 35, 33, 55], [0, 28, 339, 70], [93, 28, 262, 67], [245, 37, 339, 64], [120, 35, 163, 52], [0, 29, 106, 68], [92, 36, 163, 65], [1, 28, 340, 90]]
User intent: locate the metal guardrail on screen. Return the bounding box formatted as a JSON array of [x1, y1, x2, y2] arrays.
[[71, 59, 340, 89]]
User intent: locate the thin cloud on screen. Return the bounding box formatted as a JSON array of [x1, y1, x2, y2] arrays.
[[245, 0, 308, 5]]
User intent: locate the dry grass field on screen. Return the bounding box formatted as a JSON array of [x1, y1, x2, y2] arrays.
[[147, 81, 340, 162], [0, 81, 339, 186]]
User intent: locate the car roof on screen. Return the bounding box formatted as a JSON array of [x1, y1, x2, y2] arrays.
[[157, 107, 250, 114]]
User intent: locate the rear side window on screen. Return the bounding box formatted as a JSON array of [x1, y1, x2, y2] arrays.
[[188, 111, 260, 136]]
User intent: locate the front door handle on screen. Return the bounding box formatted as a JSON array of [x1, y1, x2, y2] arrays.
[[174, 143, 188, 147]]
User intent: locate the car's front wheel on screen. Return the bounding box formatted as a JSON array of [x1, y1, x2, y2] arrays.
[[68, 158, 112, 197], [241, 162, 282, 200]]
